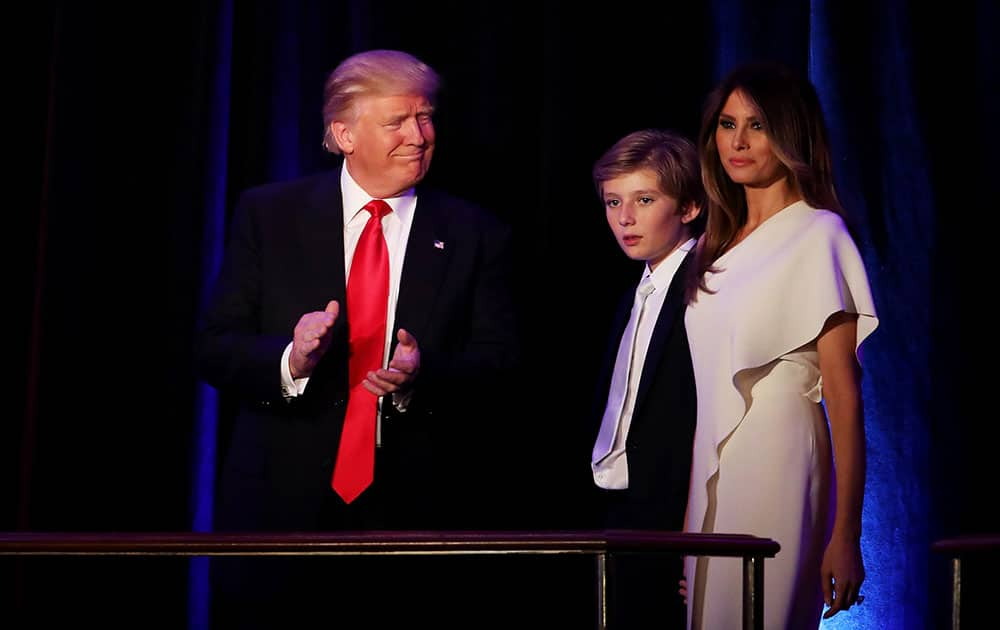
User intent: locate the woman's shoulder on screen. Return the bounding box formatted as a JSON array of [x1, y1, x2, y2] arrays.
[[791, 203, 854, 243]]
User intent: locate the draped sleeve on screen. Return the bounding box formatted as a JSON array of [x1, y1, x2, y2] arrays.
[[727, 207, 879, 390]]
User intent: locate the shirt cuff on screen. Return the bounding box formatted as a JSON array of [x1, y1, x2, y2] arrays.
[[391, 389, 414, 412], [280, 342, 310, 398]]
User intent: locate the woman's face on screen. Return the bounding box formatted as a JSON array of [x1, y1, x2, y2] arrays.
[[714, 89, 786, 189]]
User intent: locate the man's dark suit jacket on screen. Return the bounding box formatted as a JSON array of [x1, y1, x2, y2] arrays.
[[195, 167, 519, 532], [592, 251, 697, 531]]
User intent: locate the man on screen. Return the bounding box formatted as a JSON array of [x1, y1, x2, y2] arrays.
[[589, 129, 705, 630], [195, 48, 519, 627]]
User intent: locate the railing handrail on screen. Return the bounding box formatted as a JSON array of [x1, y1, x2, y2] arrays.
[[3, 529, 780, 630], [0, 529, 780, 557], [930, 534, 1000, 555], [930, 534, 1000, 630]]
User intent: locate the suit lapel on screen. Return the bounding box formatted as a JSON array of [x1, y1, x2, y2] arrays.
[[595, 290, 634, 412], [299, 171, 348, 300], [395, 191, 451, 340], [633, 251, 693, 414]]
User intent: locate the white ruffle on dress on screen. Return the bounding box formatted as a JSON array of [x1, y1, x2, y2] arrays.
[[683, 201, 878, 630]]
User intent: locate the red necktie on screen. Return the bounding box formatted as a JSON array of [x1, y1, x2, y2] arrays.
[[332, 199, 391, 504]]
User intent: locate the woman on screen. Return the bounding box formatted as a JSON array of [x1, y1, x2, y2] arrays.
[[683, 61, 879, 629]]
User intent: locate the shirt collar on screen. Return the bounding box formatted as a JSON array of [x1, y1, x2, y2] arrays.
[[340, 163, 416, 226], [644, 237, 697, 291]]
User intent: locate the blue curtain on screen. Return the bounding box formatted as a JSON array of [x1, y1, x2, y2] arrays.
[[14, 1, 996, 629]]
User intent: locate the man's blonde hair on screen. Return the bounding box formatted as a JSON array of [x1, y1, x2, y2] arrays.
[[321, 49, 441, 154]]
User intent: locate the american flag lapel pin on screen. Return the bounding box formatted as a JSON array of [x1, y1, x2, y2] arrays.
[[433, 240, 445, 250]]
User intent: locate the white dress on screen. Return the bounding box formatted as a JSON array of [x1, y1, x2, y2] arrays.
[[683, 201, 878, 630]]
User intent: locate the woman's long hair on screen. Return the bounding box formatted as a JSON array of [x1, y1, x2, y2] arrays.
[[688, 61, 846, 302]]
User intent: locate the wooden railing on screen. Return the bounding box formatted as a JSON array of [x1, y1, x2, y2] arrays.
[[931, 534, 1000, 630], [1, 529, 779, 630]]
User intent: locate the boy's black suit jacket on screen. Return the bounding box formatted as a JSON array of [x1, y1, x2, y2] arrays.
[[591, 251, 697, 531]]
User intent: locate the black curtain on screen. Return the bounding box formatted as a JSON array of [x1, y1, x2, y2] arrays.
[[10, 1, 998, 629]]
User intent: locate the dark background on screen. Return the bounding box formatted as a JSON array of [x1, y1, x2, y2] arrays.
[[8, 1, 998, 628]]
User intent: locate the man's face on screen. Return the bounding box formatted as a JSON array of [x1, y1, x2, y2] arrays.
[[335, 94, 435, 198]]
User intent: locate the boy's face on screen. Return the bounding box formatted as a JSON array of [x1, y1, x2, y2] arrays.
[[601, 168, 698, 271]]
